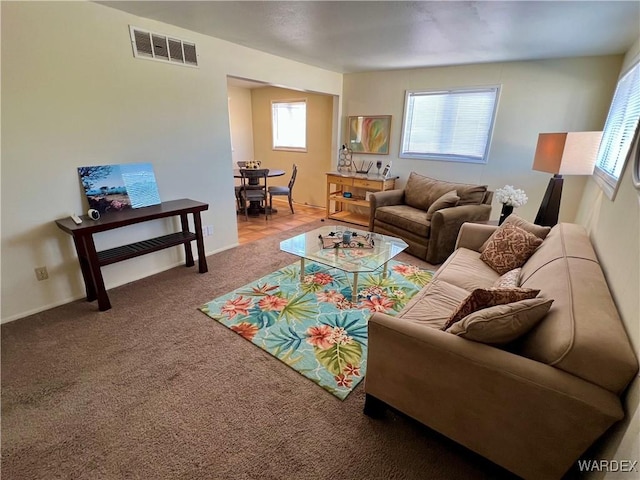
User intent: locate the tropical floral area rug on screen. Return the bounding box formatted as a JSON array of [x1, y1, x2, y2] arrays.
[[199, 260, 433, 400]]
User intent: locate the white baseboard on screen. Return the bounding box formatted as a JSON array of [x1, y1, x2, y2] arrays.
[[1, 244, 239, 324]]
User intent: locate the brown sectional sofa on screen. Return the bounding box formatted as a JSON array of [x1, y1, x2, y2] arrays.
[[369, 172, 493, 264], [364, 221, 638, 480]]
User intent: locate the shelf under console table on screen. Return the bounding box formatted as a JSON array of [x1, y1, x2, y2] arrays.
[[326, 172, 398, 227], [55, 198, 209, 311]]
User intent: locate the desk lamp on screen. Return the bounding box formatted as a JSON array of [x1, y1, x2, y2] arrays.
[[532, 131, 602, 226]]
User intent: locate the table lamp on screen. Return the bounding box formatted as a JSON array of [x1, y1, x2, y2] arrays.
[[531, 131, 602, 226]]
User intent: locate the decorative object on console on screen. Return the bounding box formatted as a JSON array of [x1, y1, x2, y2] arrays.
[[337, 144, 353, 172], [77, 163, 161, 214], [381, 162, 392, 178], [495, 185, 528, 225], [87, 209, 100, 221], [348, 115, 391, 154], [531, 131, 602, 227], [376, 160, 382, 176]]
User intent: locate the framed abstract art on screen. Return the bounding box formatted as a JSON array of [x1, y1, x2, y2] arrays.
[[348, 115, 391, 154]]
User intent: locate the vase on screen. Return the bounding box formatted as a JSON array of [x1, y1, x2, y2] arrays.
[[499, 204, 514, 225]]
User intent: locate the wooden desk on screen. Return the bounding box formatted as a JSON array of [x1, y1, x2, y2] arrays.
[[326, 172, 398, 227], [55, 199, 209, 311]]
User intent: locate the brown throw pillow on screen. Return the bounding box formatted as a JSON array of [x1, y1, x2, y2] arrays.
[[426, 190, 459, 221], [442, 287, 540, 330], [493, 268, 521, 288], [480, 224, 543, 275], [481, 214, 551, 251], [446, 298, 553, 345]]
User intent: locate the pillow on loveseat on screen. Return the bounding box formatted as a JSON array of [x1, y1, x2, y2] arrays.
[[442, 287, 540, 330], [426, 190, 460, 221], [480, 224, 543, 275], [446, 297, 553, 345]]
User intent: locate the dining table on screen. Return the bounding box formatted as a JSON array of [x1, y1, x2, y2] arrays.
[[233, 168, 286, 216]]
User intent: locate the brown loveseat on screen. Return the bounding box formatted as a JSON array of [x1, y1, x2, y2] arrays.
[[364, 219, 638, 480], [369, 172, 493, 264]]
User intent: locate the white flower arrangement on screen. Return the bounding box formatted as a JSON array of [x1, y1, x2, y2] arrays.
[[495, 185, 528, 208]]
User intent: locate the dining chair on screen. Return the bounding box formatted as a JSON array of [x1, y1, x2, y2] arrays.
[[235, 161, 261, 211], [239, 168, 270, 221], [268, 164, 298, 214]]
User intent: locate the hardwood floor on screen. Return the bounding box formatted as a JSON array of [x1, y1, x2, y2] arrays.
[[236, 198, 326, 245]]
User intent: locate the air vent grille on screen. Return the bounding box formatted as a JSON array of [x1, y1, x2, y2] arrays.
[[129, 26, 198, 68]]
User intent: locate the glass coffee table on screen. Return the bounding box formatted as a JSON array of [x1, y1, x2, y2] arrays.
[[279, 225, 408, 300]]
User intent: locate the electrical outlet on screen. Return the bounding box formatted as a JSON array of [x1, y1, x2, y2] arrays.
[[35, 266, 49, 281]]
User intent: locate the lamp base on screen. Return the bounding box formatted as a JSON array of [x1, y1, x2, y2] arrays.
[[535, 174, 563, 227]]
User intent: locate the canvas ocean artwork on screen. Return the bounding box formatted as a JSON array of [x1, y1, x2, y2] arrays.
[[78, 163, 161, 214]]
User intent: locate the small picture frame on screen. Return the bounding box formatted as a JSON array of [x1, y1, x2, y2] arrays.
[[382, 163, 392, 178]]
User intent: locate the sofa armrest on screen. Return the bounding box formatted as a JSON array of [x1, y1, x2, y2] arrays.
[[368, 189, 405, 231], [426, 204, 491, 263], [366, 313, 624, 479], [454, 222, 498, 252]]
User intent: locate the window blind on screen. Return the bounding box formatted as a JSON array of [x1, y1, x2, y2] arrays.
[[594, 59, 640, 197], [400, 87, 499, 163]]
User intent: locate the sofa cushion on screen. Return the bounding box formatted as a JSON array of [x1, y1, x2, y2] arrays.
[[443, 287, 540, 330], [375, 205, 430, 237], [446, 298, 553, 345], [481, 214, 551, 251], [426, 190, 459, 221], [404, 172, 487, 211], [435, 247, 500, 291], [514, 223, 639, 394], [493, 268, 521, 288], [480, 224, 543, 274], [397, 279, 470, 329]]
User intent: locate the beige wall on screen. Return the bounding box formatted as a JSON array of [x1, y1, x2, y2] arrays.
[[575, 39, 640, 478], [0, 2, 342, 322], [343, 56, 623, 223], [227, 85, 255, 166], [251, 87, 334, 207]]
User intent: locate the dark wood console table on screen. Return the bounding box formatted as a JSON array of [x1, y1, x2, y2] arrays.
[[55, 199, 208, 311]]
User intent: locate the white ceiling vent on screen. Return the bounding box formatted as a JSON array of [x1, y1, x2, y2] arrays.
[[129, 26, 198, 67]]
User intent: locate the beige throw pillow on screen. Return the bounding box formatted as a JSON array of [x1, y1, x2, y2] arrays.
[[480, 224, 543, 275], [442, 287, 540, 330], [493, 268, 521, 288], [446, 298, 554, 345], [426, 190, 460, 221]]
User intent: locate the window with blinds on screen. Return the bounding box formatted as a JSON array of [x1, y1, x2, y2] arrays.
[[594, 58, 640, 200], [400, 87, 500, 163], [272, 100, 307, 151]]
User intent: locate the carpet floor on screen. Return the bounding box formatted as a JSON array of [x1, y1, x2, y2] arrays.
[[1, 219, 518, 479]]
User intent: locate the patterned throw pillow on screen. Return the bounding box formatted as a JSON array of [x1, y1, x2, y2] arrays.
[[442, 287, 540, 331], [493, 268, 521, 288], [481, 214, 551, 251], [426, 190, 460, 221], [446, 298, 553, 345], [480, 224, 543, 275]]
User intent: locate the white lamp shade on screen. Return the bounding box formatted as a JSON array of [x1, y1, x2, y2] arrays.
[[532, 132, 603, 175]]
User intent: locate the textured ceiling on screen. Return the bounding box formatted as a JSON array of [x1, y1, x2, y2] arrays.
[[99, 1, 640, 74]]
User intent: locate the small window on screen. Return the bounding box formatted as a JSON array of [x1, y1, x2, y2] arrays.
[[594, 58, 640, 200], [400, 87, 500, 164], [272, 100, 307, 151]]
